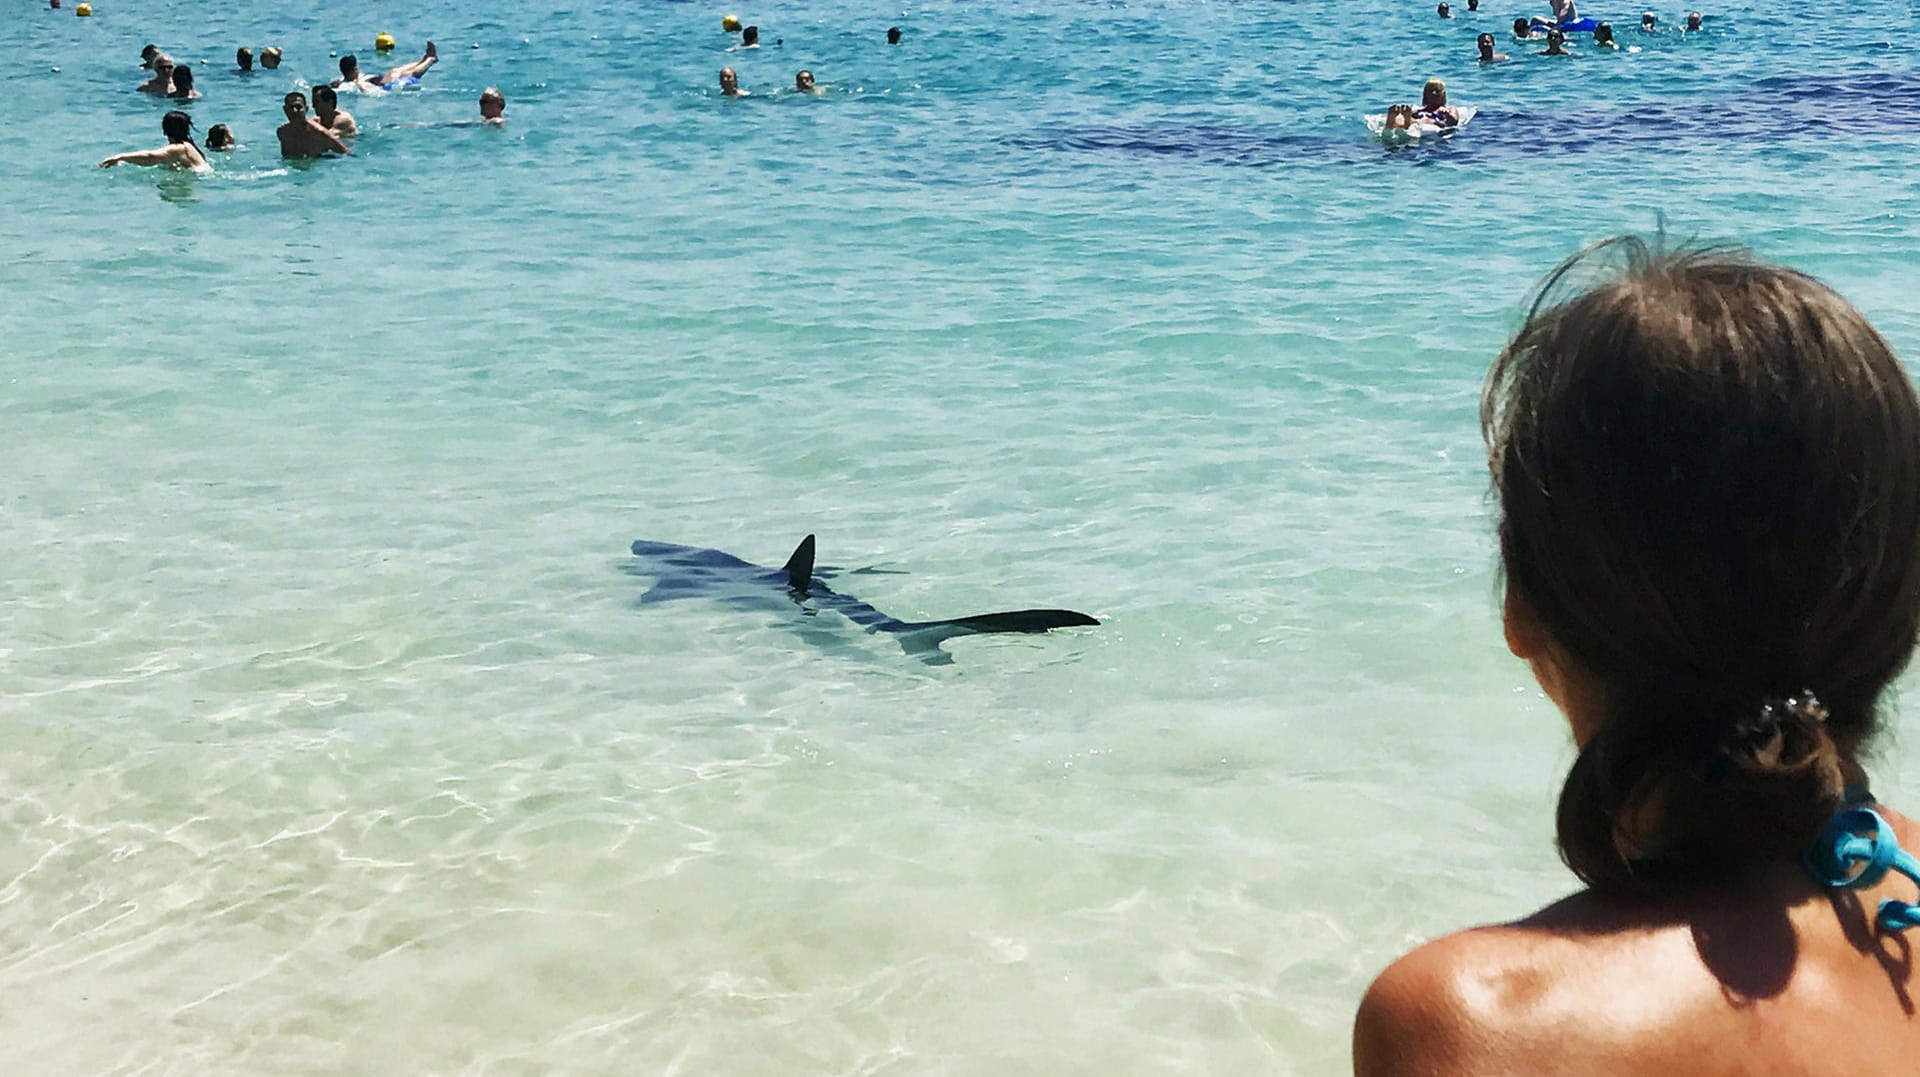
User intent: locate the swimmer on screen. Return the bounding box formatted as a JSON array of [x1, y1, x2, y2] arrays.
[[1478, 33, 1511, 62], [1437, 2, 1452, 17], [261, 46, 282, 69], [1642, 11, 1658, 28], [335, 40, 437, 92], [1541, 28, 1571, 54], [1513, 16, 1544, 39], [1467, 0, 1479, 10], [1355, 238, 1920, 1077], [479, 86, 506, 124], [167, 64, 201, 100], [887, 26, 903, 44], [794, 69, 822, 94], [98, 109, 210, 172], [741, 25, 760, 48], [236, 46, 253, 73], [140, 44, 160, 69], [138, 55, 175, 95], [1414, 78, 1461, 127], [311, 84, 356, 137], [1686, 10, 1704, 29], [206, 123, 235, 150], [719, 66, 747, 97], [1593, 21, 1618, 47], [276, 91, 351, 158]]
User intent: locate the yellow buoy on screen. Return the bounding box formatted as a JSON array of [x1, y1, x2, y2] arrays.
[[75, 3, 91, 14], [721, 14, 741, 32], [374, 31, 396, 51]]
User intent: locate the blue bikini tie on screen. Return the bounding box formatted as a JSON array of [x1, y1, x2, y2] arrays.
[[1806, 806, 1920, 932]]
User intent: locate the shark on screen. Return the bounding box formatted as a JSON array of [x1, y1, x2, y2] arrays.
[[625, 534, 1100, 663]]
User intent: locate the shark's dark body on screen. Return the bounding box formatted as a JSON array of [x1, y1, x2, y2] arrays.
[[626, 535, 1099, 663]]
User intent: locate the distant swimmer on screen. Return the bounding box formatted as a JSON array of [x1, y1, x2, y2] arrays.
[[739, 25, 759, 48], [1541, 27, 1571, 54], [311, 85, 356, 137], [206, 123, 235, 150], [1686, 10, 1704, 29], [236, 46, 253, 73], [335, 40, 437, 92], [1467, 0, 1479, 10], [140, 43, 161, 69], [479, 86, 506, 124], [138, 55, 174, 95], [1415, 78, 1461, 127], [887, 26, 902, 44], [1642, 11, 1658, 29], [794, 69, 822, 94], [719, 66, 747, 96], [276, 91, 351, 157], [1437, 3, 1452, 18], [1513, 17, 1544, 39], [1593, 21, 1618, 47], [167, 64, 201, 99], [261, 46, 282, 69], [1478, 33, 1511, 62], [98, 109, 210, 172]]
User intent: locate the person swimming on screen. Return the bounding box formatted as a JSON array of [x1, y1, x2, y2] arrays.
[[236, 46, 253, 73], [1478, 33, 1511, 62], [887, 26, 902, 44], [206, 123, 234, 150], [138, 55, 174, 95], [794, 69, 821, 94], [1642, 10, 1658, 29], [98, 109, 209, 172], [140, 43, 160, 69], [719, 66, 747, 97], [1541, 27, 1571, 54], [479, 86, 506, 123], [276, 90, 351, 158], [1355, 237, 1920, 1077], [740, 25, 760, 48], [261, 46, 282, 69], [1593, 22, 1618, 47], [335, 41, 437, 92], [1437, 3, 1452, 18], [1513, 16, 1544, 39], [1686, 10, 1704, 29], [167, 64, 200, 99], [311, 84, 356, 137], [1414, 78, 1460, 126]]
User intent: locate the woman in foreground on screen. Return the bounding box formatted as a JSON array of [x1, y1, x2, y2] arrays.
[[98, 110, 210, 172], [1355, 238, 1920, 1074]]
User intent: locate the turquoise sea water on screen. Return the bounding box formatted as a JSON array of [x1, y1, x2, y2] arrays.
[[5, 0, 1920, 1070]]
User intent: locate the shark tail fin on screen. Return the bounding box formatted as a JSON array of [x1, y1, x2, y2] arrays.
[[781, 534, 818, 591], [897, 608, 1100, 660]]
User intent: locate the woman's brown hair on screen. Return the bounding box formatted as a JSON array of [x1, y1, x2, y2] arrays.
[[1483, 237, 1920, 893]]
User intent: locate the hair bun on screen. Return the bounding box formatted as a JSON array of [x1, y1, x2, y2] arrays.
[[1726, 691, 1830, 769]]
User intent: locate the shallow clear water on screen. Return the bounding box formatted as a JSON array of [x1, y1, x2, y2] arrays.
[[4, 0, 1920, 1071]]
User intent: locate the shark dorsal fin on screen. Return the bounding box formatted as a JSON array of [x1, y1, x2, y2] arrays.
[[781, 534, 817, 590]]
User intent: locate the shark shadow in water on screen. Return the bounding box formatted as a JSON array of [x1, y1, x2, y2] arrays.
[[626, 534, 1100, 664]]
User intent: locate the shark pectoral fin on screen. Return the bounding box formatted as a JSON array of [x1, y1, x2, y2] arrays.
[[782, 534, 818, 593]]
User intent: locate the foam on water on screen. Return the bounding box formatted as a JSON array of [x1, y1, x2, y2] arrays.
[[5, 0, 1920, 1071]]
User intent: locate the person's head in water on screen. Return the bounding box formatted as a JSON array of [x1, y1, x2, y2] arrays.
[[339, 54, 360, 79], [1421, 78, 1448, 110], [742, 25, 760, 47], [236, 47, 253, 72], [141, 44, 160, 68], [206, 123, 234, 150], [170, 64, 195, 96], [1478, 32, 1498, 59], [1467, 0, 1479, 10], [479, 86, 506, 120], [261, 46, 282, 69], [1641, 10, 1657, 28], [160, 109, 195, 144], [1514, 16, 1534, 36], [311, 83, 339, 116], [282, 90, 309, 121], [1437, 3, 1452, 17], [1686, 10, 1703, 29], [1544, 28, 1568, 52], [1486, 237, 1920, 895], [718, 67, 742, 95], [887, 26, 902, 44], [1593, 21, 1615, 44], [794, 69, 816, 92]]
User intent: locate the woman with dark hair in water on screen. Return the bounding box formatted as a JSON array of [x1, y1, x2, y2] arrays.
[[168, 63, 201, 99], [99, 109, 210, 171], [1355, 238, 1920, 1073]]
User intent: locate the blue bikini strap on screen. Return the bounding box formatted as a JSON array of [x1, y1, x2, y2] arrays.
[[1806, 807, 1920, 932]]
